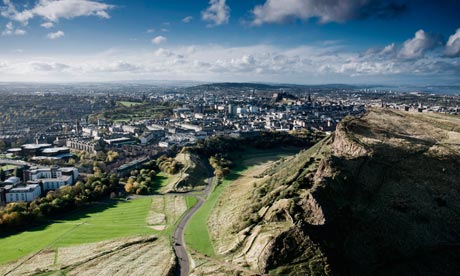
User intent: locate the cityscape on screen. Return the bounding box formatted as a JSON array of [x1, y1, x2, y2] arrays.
[[0, 1, 459, 276]]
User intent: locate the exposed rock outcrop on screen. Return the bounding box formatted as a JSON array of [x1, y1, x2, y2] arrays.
[[216, 108, 460, 275]]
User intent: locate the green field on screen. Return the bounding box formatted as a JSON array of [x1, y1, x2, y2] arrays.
[[118, 101, 144, 107], [0, 198, 154, 264], [185, 195, 198, 209], [184, 148, 300, 257], [184, 176, 230, 257]]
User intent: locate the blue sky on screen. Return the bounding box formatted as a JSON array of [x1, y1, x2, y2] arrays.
[[0, 0, 459, 85]]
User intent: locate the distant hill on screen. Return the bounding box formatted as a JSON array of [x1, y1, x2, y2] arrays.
[[188, 82, 361, 91], [205, 108, 460, 275]]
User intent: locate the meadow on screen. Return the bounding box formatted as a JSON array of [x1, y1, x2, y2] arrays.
[[0, 197, 154, 264]]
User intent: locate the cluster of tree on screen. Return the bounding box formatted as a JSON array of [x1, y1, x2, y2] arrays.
[[89, 102, 173, 123], [190, 131, 321, 158], [209, 154, 233, 178], [105, 150, 120, 163], [250, 131, 321, 148], [156, 155, 182, 174], [189, 136, 242, 157], [187, 131, 324, 178], [124, 163, 159, 195], [0, 173, 119, 231]]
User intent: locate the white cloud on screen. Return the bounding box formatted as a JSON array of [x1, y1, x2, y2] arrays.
[[201, 0, 230, 27], [182, 16, 193, 23], [41, 22, 54, 28], [47, 30, 64, 39], [13, 28, 25, 35], [1, 21, 26, 36], [96, 61, 140, 72], [5, 21, 13, 30], [445, 28, 460, 58], [397, 29, 441, 60], [152, 35, 167, 45], [0, 36, 459, 84], [1, 0, 114, 24], [154, 48, 173, 57], [251, 0, 406, 25], [31, 62, 69, 71], [146, 28, 155, 33]]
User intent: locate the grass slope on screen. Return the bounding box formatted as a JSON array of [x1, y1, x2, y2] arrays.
[[184, 148, 300, 257], [0, 198, 154, 264]]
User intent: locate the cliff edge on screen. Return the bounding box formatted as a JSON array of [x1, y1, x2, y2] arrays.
[[206, 108, 460, 275]]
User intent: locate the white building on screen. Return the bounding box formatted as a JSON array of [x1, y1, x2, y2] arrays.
[[25, 167, 78, 191], [5, 184, 41, 203]]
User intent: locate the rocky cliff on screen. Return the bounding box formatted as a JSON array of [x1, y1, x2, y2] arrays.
[[210, 108, 460, 275]]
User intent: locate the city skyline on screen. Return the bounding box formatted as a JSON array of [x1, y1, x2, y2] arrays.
[[0, 0, 459, 85]]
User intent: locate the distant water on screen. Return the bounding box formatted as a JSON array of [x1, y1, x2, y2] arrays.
[[369, 86, 460, 95]]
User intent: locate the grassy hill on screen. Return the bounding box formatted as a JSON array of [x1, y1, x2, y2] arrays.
[[198, 108, 460, 275]]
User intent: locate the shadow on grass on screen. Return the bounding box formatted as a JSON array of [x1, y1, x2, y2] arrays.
[[149, 175, 169, 194], [214, 146, 304, 186], [0, 199, 122, 239]]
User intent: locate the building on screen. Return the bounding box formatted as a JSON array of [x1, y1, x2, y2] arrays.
[[5, 184, 41, 203], [104, 137, 135, 146], [66, 138, 98, 153], [116, 157, 150, 177], [139, 130, 165, 145], [3, 176, 21, 186], [24, 167, 78, 192], [20, 143, 52, 156], [122, 125, 139, 134], [40, 147, 70, 157]]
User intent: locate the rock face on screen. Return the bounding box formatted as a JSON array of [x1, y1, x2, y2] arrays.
[[227, 108, 460, 275]]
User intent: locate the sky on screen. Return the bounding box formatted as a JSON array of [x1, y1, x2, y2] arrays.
[[0, 0, 459, 85]]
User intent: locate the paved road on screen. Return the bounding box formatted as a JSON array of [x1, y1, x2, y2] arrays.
[[172, 173, 214, 276]]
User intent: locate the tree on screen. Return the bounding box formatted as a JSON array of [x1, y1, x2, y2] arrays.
[[124, 183, 133, 193]]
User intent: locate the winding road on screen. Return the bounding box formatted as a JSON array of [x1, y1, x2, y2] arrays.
[[172, 172, 214, 276]]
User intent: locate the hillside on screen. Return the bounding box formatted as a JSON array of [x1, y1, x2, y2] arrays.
[[199, 108, 460, 275], [172, 152, 209, 192]]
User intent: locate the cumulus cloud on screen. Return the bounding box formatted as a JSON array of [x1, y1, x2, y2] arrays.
[[154, 48, 173, 57], [182, 16, 193, 23], [1, 21, 26, 35], [41, 22, 54, 28], [251, 0, 406, 25], [152, 35, 167, 45], [445, 28, 460, 58], [97, 61, 140, 72], [1, 0, 114, 24], [47, 30, 64, 39], [201, 0, 230, 27], [381, 43, 396, 55], [0, 33, 459, 84], [397, 29, 441, 60]]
